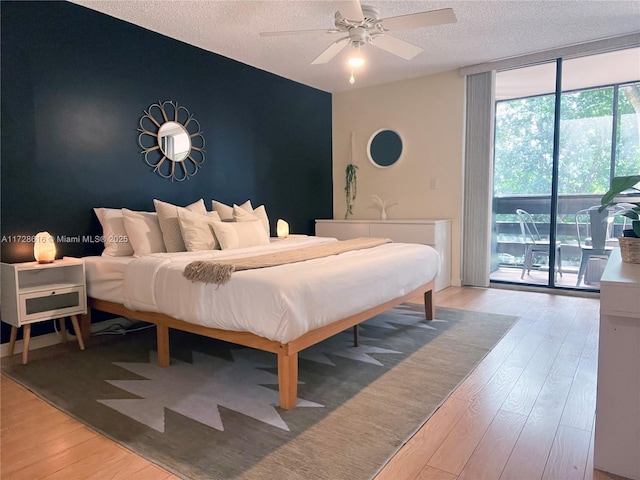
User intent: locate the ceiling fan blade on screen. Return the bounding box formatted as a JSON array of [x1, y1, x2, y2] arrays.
[[370, 34, 423, 60], [336, 0, 364, 22], [260, 28, 340, 37], [311, 37, 350, 64], [382, 8, 457, 31]]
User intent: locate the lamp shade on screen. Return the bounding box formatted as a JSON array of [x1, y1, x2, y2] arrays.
[[34, 231, 56, 263], [276, 219, 289, 238]]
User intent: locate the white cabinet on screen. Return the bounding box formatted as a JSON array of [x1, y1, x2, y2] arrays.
[[315, 219, 451, 291], [1, 257, 86, 363], [594, 249, 640, 480]]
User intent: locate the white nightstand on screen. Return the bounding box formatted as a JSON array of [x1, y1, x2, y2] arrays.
[[1, 257, 87, 364]]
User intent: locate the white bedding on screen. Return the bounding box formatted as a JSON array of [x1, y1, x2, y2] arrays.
[[85, 236, 440, 343], [85, 255, 132, 303]]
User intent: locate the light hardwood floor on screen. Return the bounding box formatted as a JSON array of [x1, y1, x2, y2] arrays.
[[0, 287, 628, 480]]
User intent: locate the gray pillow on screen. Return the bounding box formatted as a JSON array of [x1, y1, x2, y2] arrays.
[[154, 199, 207, 252]]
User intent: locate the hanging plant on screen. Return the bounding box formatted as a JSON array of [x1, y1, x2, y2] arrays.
[[344, 132, 358, 219], [345, 163, 358, 219]]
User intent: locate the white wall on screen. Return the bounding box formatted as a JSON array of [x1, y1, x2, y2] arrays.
[[332, 70, 465, 286]]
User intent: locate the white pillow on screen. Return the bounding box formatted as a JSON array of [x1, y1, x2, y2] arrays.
[[177, 209, 221, 251], [154, 199, 207, 252], [93, 208, 134, 257], [212, 199, 252, 221], [232, 204, 259, 222], [232, 204, 270, 236], [251, 205, 270, 236], [210, 220, 270, 250], [222, 200, 271, 236], [122, 209, 166, 256]]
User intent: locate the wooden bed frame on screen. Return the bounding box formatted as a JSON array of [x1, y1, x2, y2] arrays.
[[80, 280, 434, 410]]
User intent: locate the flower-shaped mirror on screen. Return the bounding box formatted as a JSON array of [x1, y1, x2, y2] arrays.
[[367, 128, 403, 168], [138, 101, 205, 181]]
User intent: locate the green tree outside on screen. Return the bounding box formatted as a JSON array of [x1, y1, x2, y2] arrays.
[[494, 82, 640, 198]]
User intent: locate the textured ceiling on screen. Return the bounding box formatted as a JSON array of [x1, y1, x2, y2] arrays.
[[71, 0, 640, 93]]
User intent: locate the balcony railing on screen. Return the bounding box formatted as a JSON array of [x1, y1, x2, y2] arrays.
[[494, 193, 607, 216], [492, 193, 626, 276]]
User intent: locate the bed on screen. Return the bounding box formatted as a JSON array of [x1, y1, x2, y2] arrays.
[[81, 235, 440, 409]]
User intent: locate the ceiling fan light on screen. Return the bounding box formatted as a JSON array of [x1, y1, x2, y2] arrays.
[[348, 42, 365, 67]]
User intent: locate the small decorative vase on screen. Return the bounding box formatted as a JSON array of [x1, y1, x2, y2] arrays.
[[380, 209, 387, 220]]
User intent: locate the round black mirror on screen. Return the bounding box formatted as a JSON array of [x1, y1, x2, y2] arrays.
[[367, 129, 402, 168]]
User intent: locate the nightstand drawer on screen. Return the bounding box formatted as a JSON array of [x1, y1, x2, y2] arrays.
[[19, 285, 86, 323]]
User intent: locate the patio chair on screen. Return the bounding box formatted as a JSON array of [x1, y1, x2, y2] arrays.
[[575, 206, 617, 286], [516, 209, 562, 279]]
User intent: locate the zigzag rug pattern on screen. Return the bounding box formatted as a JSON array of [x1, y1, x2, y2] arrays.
[[2, 305, 517, 480]]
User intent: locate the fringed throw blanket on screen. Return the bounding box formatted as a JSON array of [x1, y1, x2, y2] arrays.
[[183, 237, 392, 285]]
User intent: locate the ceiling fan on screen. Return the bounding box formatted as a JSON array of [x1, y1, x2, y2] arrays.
[[260, 0, 456, 75]]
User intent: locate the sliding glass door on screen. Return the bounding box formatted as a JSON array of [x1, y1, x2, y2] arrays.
[[492, 62, 557, 286], [490, 48, 640, 289], [556, 76, 640, 289]]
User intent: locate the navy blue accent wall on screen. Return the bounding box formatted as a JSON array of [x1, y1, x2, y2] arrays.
[[0, 1, 332, 340]]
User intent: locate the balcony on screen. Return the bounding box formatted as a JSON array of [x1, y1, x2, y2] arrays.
[[491, 193, 626, 289]]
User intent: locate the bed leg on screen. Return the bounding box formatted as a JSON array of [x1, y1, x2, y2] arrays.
[[424, 289, 435, 320], [353, 325, 359, 347], [80, 310, 92, 341], [156, 325, 170, 367], [278, 352, 298, 410]]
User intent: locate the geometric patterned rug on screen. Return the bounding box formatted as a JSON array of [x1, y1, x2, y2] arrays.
[[2, 305, 517, 479]]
